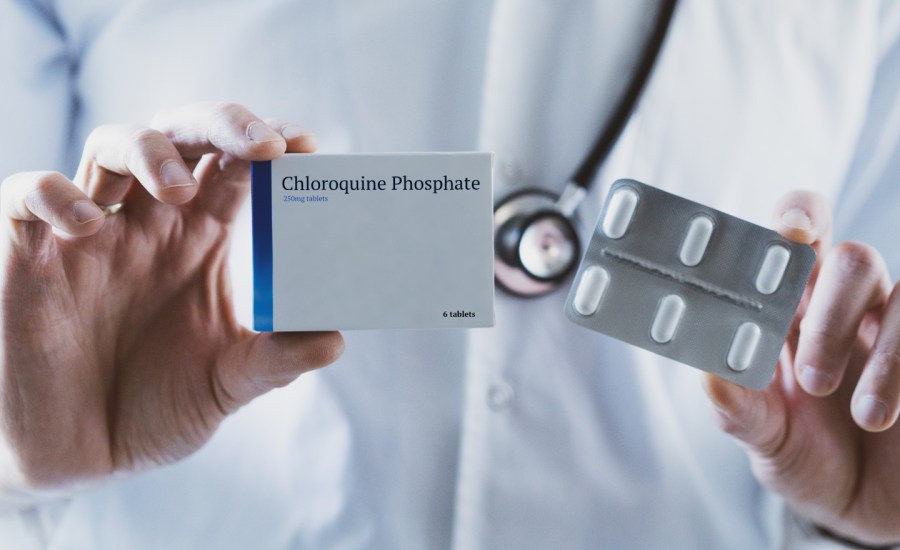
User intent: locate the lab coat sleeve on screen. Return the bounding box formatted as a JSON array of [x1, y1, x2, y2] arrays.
[[0, 0, 76, 547], [781, 2, 900, 549]]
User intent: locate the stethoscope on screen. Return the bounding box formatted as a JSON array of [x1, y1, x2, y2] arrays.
[[493, 0, 678, 297]]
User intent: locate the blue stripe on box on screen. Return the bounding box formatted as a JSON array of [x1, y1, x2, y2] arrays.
[[251, 160, 274, 331]]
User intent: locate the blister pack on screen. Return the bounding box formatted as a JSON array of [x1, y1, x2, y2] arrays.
[[564, 179, 816, 389]]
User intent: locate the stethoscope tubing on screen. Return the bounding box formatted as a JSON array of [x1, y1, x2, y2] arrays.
[[493, 0, 679, 297]]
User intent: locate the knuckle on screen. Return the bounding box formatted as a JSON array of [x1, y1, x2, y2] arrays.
[[31, 171, 66, 196], [713, 411, 744, 438], [84, 124, 111, 148], [85, 124, 130, 151], [125, 127, 168, 168], [870, 345, 900, 371], [82, 134, 100, 157], [797, 318, 851, 350], [211, 101, 249, 121], [750, 430, 786, 460], [753, 433, 808, 480], [129, 127, 165, 150], [831, 242, 885, 282], [149, 108, 169, 130], [209, 368, 241, 416]]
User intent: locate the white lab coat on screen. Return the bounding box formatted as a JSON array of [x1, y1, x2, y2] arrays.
[[1, 1, 900, 548]]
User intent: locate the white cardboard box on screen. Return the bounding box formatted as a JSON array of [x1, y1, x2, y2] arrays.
[[251, 152, 495, 331]]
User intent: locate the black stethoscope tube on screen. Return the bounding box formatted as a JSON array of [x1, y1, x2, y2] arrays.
[[493, 0, 678, 297], [569, 0, 679, 190]]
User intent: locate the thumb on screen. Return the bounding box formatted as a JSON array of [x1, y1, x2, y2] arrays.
[[701, 373, 787, 457], [771, 190, 832, 251], [211, 331, 344, 415]]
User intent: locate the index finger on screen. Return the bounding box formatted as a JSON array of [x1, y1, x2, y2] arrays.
[[150, 102, 287, 162]]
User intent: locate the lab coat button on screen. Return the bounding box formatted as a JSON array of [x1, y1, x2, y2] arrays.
[[487, 382, 515, 410]]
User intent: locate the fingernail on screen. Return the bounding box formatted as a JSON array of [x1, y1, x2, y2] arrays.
[[853, 395, 887, 429], [798, 365, 832, 395], [159, 160, 195, 188], [72, 200, 103, 224], [781, 207, 812, 231], [247, 121, 283, 143]]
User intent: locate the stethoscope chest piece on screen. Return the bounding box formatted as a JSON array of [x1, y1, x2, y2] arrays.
[[494, 189, 581, 297]]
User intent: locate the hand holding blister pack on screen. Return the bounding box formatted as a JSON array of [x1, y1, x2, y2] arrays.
[[565, 180, 816, 389]]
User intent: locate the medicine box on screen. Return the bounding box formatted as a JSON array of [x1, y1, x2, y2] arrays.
[[251, 153, 495, 331]]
